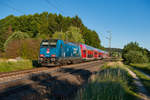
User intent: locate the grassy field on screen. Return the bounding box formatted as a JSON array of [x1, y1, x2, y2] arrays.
[[130, 63, 150, 75], [127, 65, 150, 94], [0, 60, 34, 72], [75, 62, 140, 100]]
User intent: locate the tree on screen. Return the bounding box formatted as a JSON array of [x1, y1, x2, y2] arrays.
[[81, 26, 101, 48], [124, 50, 149, 64], [37, 12, 50, 36], [4, 31, 29, 51], [52, 26, 85, 43], [71, 15, 83, 28], [52, 31, 66, 40], [66, 26, 85, 43], [122, 42, 149, 64]]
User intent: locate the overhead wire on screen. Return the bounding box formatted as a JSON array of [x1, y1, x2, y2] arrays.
[[52, 0, 64, 11], [44, 0, 65, 14], [0, 1, 25, 14]]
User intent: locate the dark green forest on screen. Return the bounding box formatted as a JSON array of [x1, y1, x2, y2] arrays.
[[0, 12, 102, 59]]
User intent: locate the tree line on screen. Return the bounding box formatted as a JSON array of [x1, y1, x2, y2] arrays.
[[0, 12, 102, 51], [0, 12, 102, 59]]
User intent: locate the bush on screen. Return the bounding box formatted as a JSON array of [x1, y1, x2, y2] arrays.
[[124, 50, 149, 64], [0, 60, 33, 72], [5, 38, 41, 60]]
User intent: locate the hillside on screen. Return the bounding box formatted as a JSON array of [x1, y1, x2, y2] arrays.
[[0, 12, 102, 59]]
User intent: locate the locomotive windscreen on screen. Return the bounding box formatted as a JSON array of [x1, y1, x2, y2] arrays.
[[49, 39, 57, 48], [41, 39, 57, 48]]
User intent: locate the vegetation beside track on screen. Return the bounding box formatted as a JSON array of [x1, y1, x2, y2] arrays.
[[0, 60, 33, 72], [122, 42, 150, 64], [130, 63, 150, 75], [75, 62, 140, 100], [127, 65, 150, 94]]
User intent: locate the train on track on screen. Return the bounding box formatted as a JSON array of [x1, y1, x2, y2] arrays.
[[38, 39, 109, 66]]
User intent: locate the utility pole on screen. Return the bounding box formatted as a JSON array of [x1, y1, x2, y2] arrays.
[[101, 31, 112, 56], [107, 31, 112, 56]]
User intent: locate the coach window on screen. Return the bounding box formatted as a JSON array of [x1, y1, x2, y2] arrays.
[[94, 52, 97, 55], [91, 53, 93, 57], [99, 54, 101, 57], [83, 50, 86, 55], [88, 53, 91, 58]]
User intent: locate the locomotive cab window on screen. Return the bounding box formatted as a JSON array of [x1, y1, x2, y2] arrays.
[[49, 39, 57, 48], [41, 40, 49, 47], [49, 42, 57, 48], [40, 39, 57, 48]]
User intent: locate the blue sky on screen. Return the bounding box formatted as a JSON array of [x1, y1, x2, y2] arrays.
[[0, 0, 150, 49]]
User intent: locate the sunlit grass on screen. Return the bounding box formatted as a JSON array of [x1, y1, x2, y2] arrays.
[[0, 60, 34, 72], [75, 62, 140, 100], [130, 63, 150, 75]]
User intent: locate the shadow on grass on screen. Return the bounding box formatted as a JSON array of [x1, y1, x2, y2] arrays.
[[60, 68, 92, 81], [0, 67, 92, 100], [141, 79, 150, 96], [130, 65, 150, 77]]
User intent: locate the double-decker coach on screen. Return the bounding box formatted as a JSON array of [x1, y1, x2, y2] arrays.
[[79, 44, 107, 60], [80, 44, 94, 61]]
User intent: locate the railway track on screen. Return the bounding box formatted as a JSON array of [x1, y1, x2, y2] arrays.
[[0, 67, 48, 78], [0, 60, 108, 85], [0, 59, 112, 100], [0, 67, 59, 84]]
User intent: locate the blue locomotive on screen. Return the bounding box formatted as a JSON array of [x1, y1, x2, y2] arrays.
[[38, 39, 82, 66]]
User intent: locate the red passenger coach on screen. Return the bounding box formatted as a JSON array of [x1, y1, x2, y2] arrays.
[[80, 44, 109, 61], [94, 49, 98, 59], [98, 51, 103, 59], [80, 44, 95, 61], [80, 44, 87, 59]]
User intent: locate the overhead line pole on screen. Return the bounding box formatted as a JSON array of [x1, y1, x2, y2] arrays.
[[100, 31, 112, 56], [107, 31, 112, 56]]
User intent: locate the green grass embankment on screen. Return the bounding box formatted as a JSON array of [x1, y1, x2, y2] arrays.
[[130, 63, 150, 75], [75, 62, 140, 100], [0, 60, 34, 72]]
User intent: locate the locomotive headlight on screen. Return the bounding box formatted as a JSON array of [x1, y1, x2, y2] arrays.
[[40, 54, 44, 57], [51, 54, 56, 57], [51, 58, 55, 61], [40, 57, 43, 61]]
